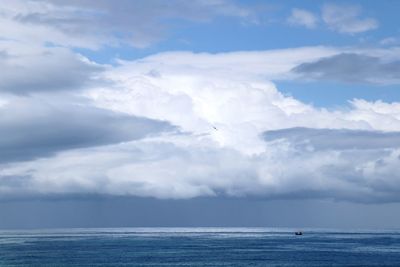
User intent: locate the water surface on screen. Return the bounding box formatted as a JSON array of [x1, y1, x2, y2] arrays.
[[1, 228, 400, 266]]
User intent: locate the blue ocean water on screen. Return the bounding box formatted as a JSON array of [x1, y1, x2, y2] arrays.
[[0, 228, 400, 266]]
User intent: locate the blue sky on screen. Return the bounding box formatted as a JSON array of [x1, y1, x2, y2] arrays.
[[1, 0, 400, 228]]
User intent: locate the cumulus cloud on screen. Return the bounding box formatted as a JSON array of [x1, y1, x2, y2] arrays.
[[292, 53, 400, 85], [1, 50, 400, 203], [88, 51, 400, 135], [287, 8, 318, 29], [0, 95, 173, 163], [1, 129, 400, 203], [322, 4, 378, 34], [1, 0, 256, 49]]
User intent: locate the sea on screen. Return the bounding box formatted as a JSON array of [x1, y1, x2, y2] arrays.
[[1, 228, 400, 266]]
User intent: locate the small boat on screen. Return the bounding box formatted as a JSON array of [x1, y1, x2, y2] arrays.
[[295, 231, 303, 236]]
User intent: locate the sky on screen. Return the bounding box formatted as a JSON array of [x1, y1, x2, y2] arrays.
[[1, 0, 400, 229]]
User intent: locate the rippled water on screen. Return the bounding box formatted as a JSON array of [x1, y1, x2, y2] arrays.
[[1, 228, 400, 266]]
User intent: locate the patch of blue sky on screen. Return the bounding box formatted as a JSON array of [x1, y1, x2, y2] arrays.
[[75, 17, 372, 64], [276, 80, 400, 108]]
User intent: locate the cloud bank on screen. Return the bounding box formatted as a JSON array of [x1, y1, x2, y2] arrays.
[[1, 49, 400, 203]]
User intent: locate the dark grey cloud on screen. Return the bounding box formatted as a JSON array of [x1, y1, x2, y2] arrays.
[[292, 53, 400, 85], [0, 97, 173, 163], [264, 127, 400, 151], [0, 48, 103, 94]]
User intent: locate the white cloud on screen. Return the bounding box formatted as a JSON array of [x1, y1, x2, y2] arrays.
[[87, 49, 339, 155], [322, 4, 378, 34], [1, 49, 400, 202], [88, 50, 400, 141], [0, 0, 257, 49], [2, 129, 400, 202], [287, 8, 318, 29]]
